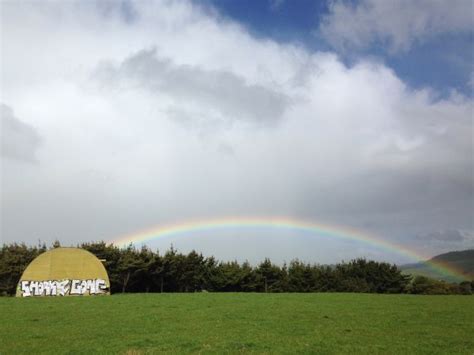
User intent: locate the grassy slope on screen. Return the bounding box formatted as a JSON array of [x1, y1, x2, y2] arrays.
[[400, 249, 474, 282], [1, 293, 473, 354], [431, 250, 474, 277]]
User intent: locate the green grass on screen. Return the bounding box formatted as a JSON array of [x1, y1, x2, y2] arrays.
[[1, 293, 473, 354]]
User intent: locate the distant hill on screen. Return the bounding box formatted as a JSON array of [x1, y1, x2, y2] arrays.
[[400, 249, 474, 282]]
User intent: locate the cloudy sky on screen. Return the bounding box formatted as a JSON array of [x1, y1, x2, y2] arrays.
[[1, 0, 473, 264]]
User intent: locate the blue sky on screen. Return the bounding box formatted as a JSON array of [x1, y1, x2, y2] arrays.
[[198, 0, 473, 96], [199, 0, 330, 45]]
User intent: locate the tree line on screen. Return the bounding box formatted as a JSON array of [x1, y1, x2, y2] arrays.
[[1, 242, 472, 296]]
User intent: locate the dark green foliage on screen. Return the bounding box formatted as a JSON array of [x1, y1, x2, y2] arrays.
[[459, 281, 472, 295], [1, 242, 471, 295], [407, 275, 468, 295], [0, 243, 46, 296], [335, 259, 411, 293], [255, 258, 288, 292]]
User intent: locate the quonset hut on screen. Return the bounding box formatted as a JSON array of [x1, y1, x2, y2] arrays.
[[16, 247, 110, 297]]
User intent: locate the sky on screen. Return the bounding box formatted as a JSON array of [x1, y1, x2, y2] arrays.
[[1, 0, 473, 265]]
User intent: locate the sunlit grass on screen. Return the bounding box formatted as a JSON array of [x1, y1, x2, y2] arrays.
[[1, 293, 473, 354]]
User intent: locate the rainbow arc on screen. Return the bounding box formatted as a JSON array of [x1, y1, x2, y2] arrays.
[[111, 216, 468, 281]]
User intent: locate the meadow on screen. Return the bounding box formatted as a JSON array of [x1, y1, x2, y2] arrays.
[[1, 293, 473, 354]]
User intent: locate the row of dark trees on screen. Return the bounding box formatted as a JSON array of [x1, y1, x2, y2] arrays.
[[0, 242, 472, 296]]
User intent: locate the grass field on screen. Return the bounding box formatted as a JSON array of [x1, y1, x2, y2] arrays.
[[1, 293, 473, 354]]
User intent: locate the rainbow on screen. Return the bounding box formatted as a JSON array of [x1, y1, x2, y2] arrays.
[[111, 216, 469, 281]]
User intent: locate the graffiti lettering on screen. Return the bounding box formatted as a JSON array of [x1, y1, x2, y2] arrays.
[[19, 279, 108, 297]]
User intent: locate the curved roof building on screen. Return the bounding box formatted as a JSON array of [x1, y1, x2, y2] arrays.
[[16, 247, 110, 297]]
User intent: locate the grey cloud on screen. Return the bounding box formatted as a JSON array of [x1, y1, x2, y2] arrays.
[[97, 49, 290, 124], [217, 143, 235, 156], [418, 230, 465, 242], [165, 107, 233, 132], [95, 0, 138, 24], [1, 104, 41, 162]]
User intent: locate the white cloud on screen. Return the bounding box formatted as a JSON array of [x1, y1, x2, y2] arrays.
[[319, 0, 473, 53], [0, 0, 472, 263]]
